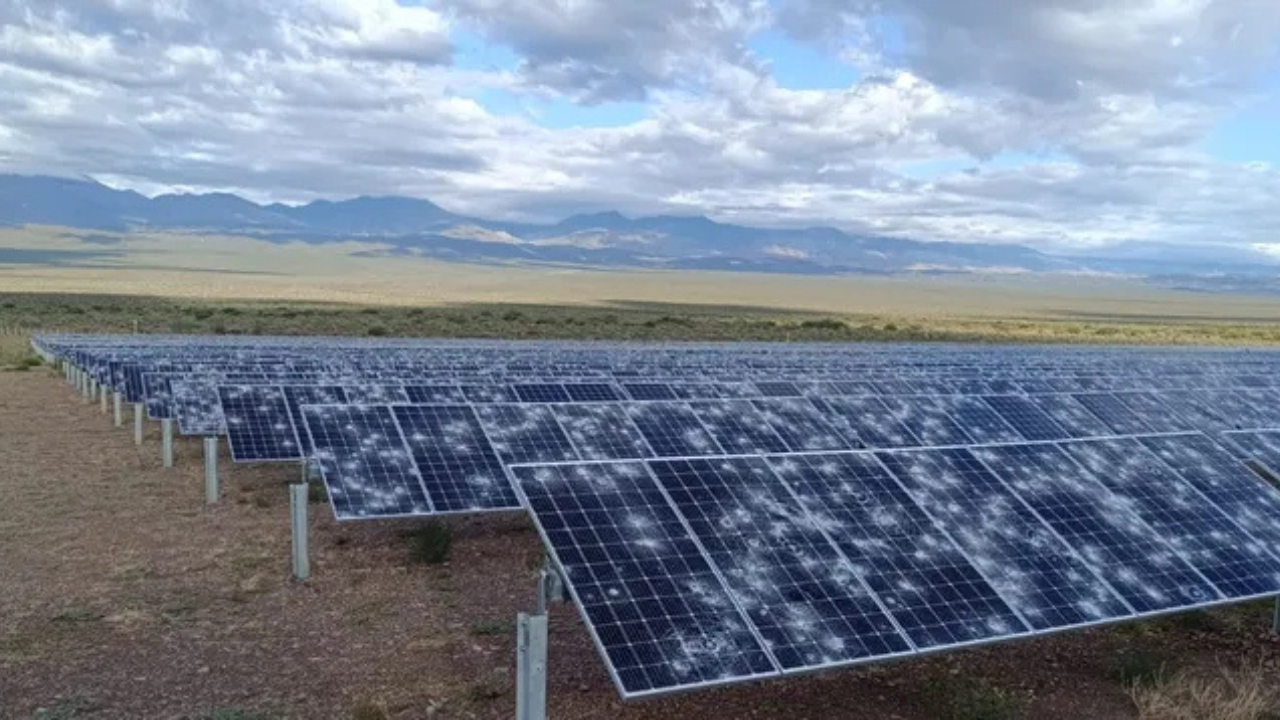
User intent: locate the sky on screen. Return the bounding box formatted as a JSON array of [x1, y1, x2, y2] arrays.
[[0, 1, 1278, 250]]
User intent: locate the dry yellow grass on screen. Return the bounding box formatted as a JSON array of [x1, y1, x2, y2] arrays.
[[1129, 664, 1279, 720], [5, 225, 1280, 325]]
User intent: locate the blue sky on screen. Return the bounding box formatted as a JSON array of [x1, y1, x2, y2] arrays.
[[0, 0, 1277, 248]]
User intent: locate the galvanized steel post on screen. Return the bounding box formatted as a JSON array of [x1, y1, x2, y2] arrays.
[[161, 418, 174, 467], [290, 483, 310, 580], [204, 437, 219, 504]]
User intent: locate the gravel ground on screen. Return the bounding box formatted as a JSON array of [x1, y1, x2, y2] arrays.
[[2, 368, 1278, 719]]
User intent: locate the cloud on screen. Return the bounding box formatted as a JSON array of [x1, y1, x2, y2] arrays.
[[435, 0, 770, 102], [0, 0, 1277, 250]]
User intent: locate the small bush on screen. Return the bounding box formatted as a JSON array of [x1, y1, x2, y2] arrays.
[[469, 619, 508, 636], [407, 521, 452, 564], [366, 325, 389, 337], [190, 308, 215, 320], [799, 318, 848, 331], [23, 356, 43, 368], [1130, 664, 1278, 720]]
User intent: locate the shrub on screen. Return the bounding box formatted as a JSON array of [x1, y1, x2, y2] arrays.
[[1130, 664, 1277, 720], [923, 674, 1028, 720], [407, 521, 452, 564], [366, 325, 389, 337]]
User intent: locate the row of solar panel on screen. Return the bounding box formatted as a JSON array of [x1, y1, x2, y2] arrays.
[[213, 380, 1280, 465], [513, 433, 1280, 698], [291, 395, 1280, 521]]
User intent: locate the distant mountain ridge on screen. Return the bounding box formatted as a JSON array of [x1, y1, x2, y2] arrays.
[[1, 173, 1276, 280]]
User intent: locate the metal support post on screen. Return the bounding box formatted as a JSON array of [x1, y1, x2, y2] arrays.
[[81, 375, 91, 403], [1273, 598, 1280, 632], [290, 483, 310, 580], [100, 384, 109, 413], [204, 437, 219, 504], [516, 612, 549, 720], [161, 418, 174, 468], [113, 392, 123, 427], [133, 404, 144, 445]]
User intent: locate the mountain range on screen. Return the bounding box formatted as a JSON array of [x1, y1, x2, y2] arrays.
[[1, 173, 1276, 281]]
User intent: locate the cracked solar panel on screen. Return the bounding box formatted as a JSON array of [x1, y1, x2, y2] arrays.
[[475, 404, 578, 464], [939, 396, 1023, 445], [513, 383, 572, 403], [1061, 439, 1280, 599], [691, 400, 790, 455], [752, 398, 852, 452], [513, 461, 778, 698], [171, 379, 225, 436], [814, 396, 917, 449], [767, 452, 1027, 649], [982, 395, 1068, 442], [219, 385, 301, 462], [1025, 394, 1112, 439], [649, 456, 913, 670], [282, 385, 347, 454], [393, 404, 520, 512], [343, 384, 410, 404], [301, 404, 430, 519], [624, 402, 724, 457], [1139, 435, 1280, 551], [971, 443, 1217, 613], [1072, 393, 1156, 436], [879, 397, 973, 448], [877, 448, 1131, 631], [1220, 431, 1280, 475], [1111, 393, 1191, 433], [405, 385, 469, 404], [563, 382, 626, 402], [551, 403, 655, 460]]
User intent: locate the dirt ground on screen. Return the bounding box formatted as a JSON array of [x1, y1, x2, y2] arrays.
[[3, 368, 1280, 719]]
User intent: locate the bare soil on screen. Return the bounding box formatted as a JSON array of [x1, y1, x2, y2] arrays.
[[3, 369, 1279, 719]]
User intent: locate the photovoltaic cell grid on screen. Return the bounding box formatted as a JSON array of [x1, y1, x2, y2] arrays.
[[514, 434, 1280, 699]]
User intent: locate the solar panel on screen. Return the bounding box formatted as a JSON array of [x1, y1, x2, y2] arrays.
[[513, 383, 572, 404], [1025, 394, 1111, 439], [513, 461, 778, 698], [982, 395, 1067, 441], [765, 452, 1026, 649], [171, 380, 225, 436], [752, 398, 851, 452], [1061, 439, 1280, 599], [405, 384, 468, 404], [880, 397, 974, 448], [475, 404, 579, 464], [943, 396, 1023, 444], [877, 448, 1131, 630], [814, 396, 915, 449], [302, 404, 432, 519], [690, 400, 790, 455], [392, 404, 520, 512], [624, 402, 723, 457], [219, 385, 302, 462], [1072, 393, 1156, 436], [1139, 435, 1280, 550], [1220, 431, 1280, 475], [971, 443, 1218, 613], [551, 404, 655, 460], [648, 457, 913, 669], [563, 383, 626, 402], [282, 385, 347, 453]]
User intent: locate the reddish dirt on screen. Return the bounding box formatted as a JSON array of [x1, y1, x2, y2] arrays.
[[2, 368, 1278, 719]]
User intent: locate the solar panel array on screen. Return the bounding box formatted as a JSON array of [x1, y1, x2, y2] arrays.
[[36, 333, 1280, 700]]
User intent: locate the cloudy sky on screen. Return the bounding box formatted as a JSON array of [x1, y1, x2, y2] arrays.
[[1, 0, 1278, 249]]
